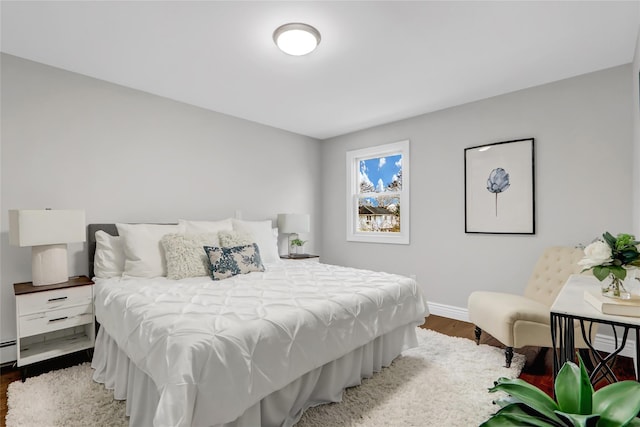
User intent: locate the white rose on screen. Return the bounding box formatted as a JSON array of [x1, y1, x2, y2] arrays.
[[577, 241, 612, 269]]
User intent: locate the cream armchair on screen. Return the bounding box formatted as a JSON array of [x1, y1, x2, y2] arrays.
[[468, 246, 596, 367]]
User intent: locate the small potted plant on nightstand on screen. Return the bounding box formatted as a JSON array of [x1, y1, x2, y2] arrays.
[[290, 238, 307, 256]]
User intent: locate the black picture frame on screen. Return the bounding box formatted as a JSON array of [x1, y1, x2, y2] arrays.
[[464, 138, 535, 234]]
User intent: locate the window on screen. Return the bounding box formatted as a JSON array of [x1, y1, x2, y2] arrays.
[[346, 140, 409, 244]]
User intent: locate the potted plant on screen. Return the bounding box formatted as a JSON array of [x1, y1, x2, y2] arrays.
[[481, 353, 640, 426], [290, 238, 307, 255], [578, 232, 640, 299]]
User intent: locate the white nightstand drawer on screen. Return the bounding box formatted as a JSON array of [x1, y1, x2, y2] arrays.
[[19, 303, 93, 338], [17, 285, 92, 315]]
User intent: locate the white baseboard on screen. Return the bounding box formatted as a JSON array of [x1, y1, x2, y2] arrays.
[[428, 302, 637, 359], [0, 341, 17, 365], [427, 302, 469, 322], [593, 333, 637, 359]]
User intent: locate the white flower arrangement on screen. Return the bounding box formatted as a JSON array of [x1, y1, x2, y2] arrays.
[[578, 232, 640, 298]]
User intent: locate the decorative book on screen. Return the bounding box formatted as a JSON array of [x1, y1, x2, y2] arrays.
[[583, 290, 640, 317]]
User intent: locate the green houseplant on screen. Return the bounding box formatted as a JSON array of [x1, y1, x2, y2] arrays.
[[290, 238, 307, 248], [481, 354, 640, 426], [290, 238, 307, 255]]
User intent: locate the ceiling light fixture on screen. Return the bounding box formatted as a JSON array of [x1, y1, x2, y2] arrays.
[[273, 23, 321, 56]]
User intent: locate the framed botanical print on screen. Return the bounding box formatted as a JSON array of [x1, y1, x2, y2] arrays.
[[464, 138, 535, 234]]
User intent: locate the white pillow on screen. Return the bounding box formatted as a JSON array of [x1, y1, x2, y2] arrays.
[[94, 230, 125, 278], [218, 229, 255, 247], [116, 223, 185, 278], [178, 218, 233, 234], [231, 219, 280, 263]]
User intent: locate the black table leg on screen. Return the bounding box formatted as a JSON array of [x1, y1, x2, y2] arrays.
[[552, 314, 578, 379], [636, 327, 640, 381], [551, 313, 560, 379]]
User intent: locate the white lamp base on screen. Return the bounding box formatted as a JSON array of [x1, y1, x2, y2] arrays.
[[31, 244, 69, 286]]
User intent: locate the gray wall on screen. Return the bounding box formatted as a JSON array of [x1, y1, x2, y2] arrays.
[[1, 54, 636, 360], [321, 65, 633, 312], [0, 54, 322, 351], [633, 28, 640, 238]]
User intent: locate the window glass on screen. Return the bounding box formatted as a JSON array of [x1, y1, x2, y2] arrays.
[[346, 141, 409, 244]]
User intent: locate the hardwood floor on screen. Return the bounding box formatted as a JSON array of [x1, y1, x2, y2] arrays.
[[1, 315, 636, 425]]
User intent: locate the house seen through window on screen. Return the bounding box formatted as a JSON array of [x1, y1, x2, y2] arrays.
[[346, 140, 409, 244]]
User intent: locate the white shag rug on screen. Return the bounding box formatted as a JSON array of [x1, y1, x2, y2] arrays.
[[6, 329, 525, 427]]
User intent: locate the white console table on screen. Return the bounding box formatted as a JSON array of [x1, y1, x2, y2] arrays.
[[550, 274, 639, 384]]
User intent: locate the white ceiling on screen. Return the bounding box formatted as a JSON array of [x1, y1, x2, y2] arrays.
[[2, 1, 639, 140]]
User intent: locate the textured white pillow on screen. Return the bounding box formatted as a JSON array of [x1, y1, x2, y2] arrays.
[[231, 219, 280, 263], [116, 223, 185, 278], [178, 218, 233, 234], [218, 230, 255, 247], [94, 230, 125, 278], [161, 233, 219, 280]]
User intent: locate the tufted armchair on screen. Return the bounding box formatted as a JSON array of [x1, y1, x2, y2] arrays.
[[468, 246, 596, 367]]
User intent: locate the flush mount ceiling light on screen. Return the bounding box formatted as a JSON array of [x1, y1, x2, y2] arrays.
[[273, 23, 321, 56]]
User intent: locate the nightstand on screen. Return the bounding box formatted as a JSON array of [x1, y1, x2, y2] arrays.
[[280, 254, 320, 262], [13, 276, 95, 380]]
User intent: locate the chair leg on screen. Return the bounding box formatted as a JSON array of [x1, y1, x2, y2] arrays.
[[474, 326, 481, 345], [505, 347, 514, 368]]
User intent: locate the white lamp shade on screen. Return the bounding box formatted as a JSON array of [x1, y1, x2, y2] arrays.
[[9, 210, 86, 247], [277, 214, 310, 234]]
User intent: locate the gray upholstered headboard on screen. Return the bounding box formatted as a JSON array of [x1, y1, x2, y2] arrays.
[[87, 224, 118, 278]]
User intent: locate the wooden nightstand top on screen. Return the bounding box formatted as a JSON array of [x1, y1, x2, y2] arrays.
[[14, 276, 94, 296], [280, 254, 320, 260]]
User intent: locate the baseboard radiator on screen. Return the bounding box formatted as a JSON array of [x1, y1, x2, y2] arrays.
[[0, 340, 17, 365]]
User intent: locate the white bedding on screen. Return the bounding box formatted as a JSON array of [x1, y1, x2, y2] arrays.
[[93, 260, 428, 426]]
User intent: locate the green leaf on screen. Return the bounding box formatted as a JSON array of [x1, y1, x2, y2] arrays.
[[554, 359, 593, 414], [620, 248, 639, 259], [593, 266, 610, 281], [493, 395, 521, 409], [603, 232, 616, 248], [626, 417, 640, 427], [577, 352, 594, 385], [609, 266, 626, 280], [555, 411, 599, 427], [489, 378, 562, 424], [480, 415, 524, 427], [481, 404, 562, 427], [593, 381, 640, 427]]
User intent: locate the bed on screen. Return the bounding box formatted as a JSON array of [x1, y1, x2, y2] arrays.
[[88, 222, 429, 427]]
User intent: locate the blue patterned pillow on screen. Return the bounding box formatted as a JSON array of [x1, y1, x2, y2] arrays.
[[203, 243, 265, 280]]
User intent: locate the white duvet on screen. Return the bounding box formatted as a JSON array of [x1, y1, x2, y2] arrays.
[[94, 260, 428, 426]]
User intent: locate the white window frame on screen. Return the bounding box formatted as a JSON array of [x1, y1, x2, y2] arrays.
[[346, 140, 410, 244]]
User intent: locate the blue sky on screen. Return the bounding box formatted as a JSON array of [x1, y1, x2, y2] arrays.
[[359, 154, 402, 193]]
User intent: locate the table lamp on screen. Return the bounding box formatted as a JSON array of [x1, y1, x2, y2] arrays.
[[277, 213, 310, 256], [9, 209, 86, 286]]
